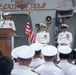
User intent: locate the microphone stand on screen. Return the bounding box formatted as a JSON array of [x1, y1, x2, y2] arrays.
[[1, 19, 5, 28]]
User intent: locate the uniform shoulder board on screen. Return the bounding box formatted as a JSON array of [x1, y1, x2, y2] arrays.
[[35, 64, 41, 69], [31, 70, 40, 75], [55, 64, 62, 69]]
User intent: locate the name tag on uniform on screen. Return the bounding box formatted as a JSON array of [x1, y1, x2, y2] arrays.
[[60, 34, 63, 36]]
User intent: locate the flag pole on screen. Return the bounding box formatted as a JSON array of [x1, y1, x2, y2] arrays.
[[26, 4, 35, 45], [56, 5, 58, 10], [55, 5, 59, 47], [0, 6, 3, 21], [56, 5, 59, 32], [27, 4, 32, 18], [27, 4, 32, 44]]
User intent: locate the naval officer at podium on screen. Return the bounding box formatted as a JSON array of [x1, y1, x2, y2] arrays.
[[0, 12, 16, 49]]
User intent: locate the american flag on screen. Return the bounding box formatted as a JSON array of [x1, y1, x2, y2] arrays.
[[25, 18, 35, 44]]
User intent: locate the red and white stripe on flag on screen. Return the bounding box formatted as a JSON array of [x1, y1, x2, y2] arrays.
[[25, 22, 30, 35], [30, 30, 35, 44], [25, 22, 35, 44]]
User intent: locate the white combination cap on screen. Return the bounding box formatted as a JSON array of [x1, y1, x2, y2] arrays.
[[30, 43, 43, 51], [40, 23, 47, 28], [58, 46, 72, 54], [16, 45, 35, 59], [11, 47, 21, 58], [61, 24, 69, 28], [41, 45, 58, 56], [75, 48, 76, 51], [3, 12, 11, 16]]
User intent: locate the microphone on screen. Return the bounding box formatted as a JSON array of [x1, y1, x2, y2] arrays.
[[1, 19, 5, 28]]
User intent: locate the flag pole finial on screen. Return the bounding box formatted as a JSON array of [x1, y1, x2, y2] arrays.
[[27, 4, 32, 20], [56, 5, 58, 10]]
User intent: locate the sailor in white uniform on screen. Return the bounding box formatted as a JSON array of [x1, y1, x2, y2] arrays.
[[57, 24, 73, 61], [67, 66, 76, 75], [57, 46, 75, 75], [1, 12, 16, 31], [11, 45, 38, 75], [35, 23, 50, 46], [0, 12, 16, 49], [57, 24, 73, 48], [35, 45, 65, 75], [11, 47, 20, 69], [30, 43, 45, 70]]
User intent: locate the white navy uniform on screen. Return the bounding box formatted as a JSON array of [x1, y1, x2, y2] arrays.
[[67, 66, 76, 75], [57, 60, 74, 75], [11, 45, 38, 75], [1, 20, 16, 31], [35, 31, 50, 46], [35, 45, 65, 75], [11, 65, 38, 75], [57, 31, 73, 48], [57, 46, 74, 75], [30, 58, 45, 70], [57, 32, 73, 61], [13, 62, 19, 69], [30, 43, 44, 70], [0, 20, 16, 49], [11, 47, 20, 69], [35, 62, 64, 75]]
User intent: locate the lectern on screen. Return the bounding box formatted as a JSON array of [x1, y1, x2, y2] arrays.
[[0, 28, 16, 57]]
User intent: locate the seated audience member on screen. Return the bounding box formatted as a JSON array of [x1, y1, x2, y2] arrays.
[[35, 45, 65, 75], [11, 45, 38, 75], [0, 56, 13, 75], [30, 43, 44, 70], [67, 66, 76, 75], [57, 46, 75, 75], [11, 47, 20, 69]]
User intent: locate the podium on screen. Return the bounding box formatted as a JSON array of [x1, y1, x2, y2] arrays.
[[0, 28, 16, 57]]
